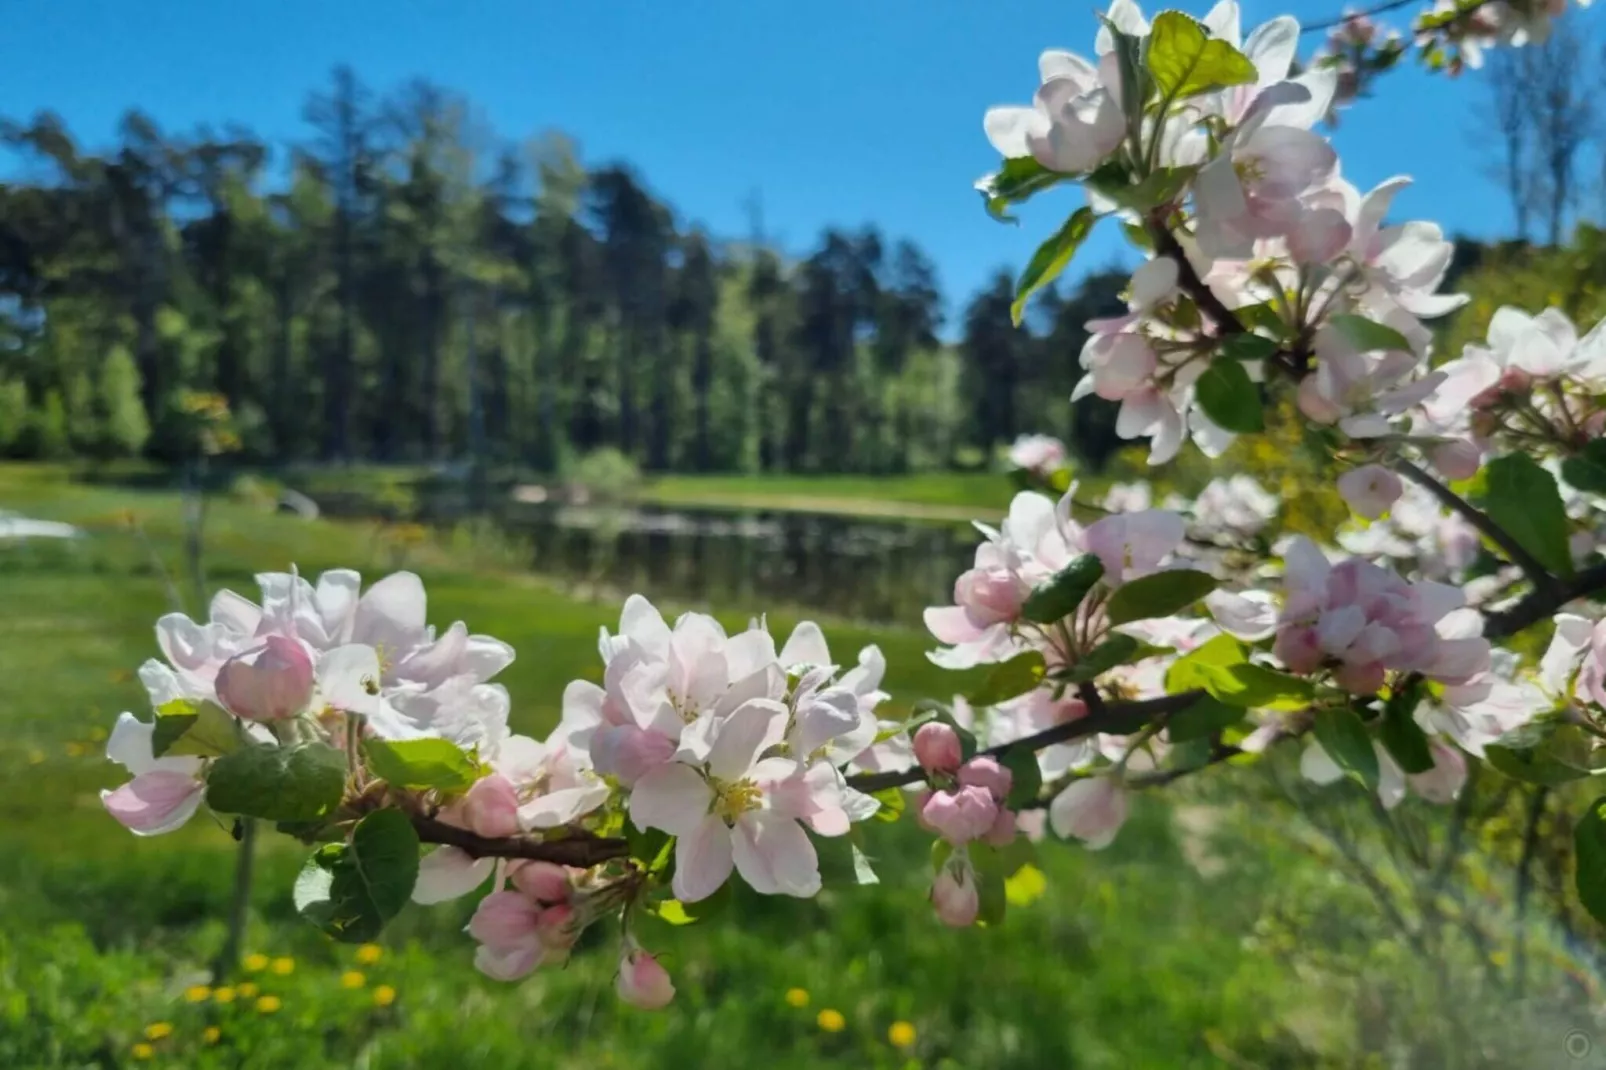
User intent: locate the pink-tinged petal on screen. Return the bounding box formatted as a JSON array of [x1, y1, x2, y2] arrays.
[[617, 948, 676, 1009], [983, 105, 1046, 159], [1282, 536, 1331, 593], [1047, 777, 1128, 848], [392, 620, 468, 687], [1426, 638, 1491, 683], [1376, 744, 1407, 810], [351, 571, 427, 651], [209, 589, 262, 637], [461, 774, 522, 839], [931, 861, 980, 926], [1038, 48, 1099, 84], [555, 680, 605, 745], [618, 594, 671, 658], [1315, 605, 1367, 655], [468, 890, 542, 949], [474, 942, 543, 982], [511, 861, 574, 904], [101, 771, 204, 836], [731, 812, 822, 898], [412, 847, 494, 904], [106, 711, 160, 776], [629, 762, 713, 837], [671, 816, 735, 902], [520, 782, 611, 829], [590, 724, 676, 786], [724, 627, 778, 682], [463, 634, 516, 682], [216, 636, 315, 722], [1244, 15, 1299, 84], [705, 700, 786, 781], [805, 806, 852, 837], [316, 644, 382, 716], [1409, 741, 1467, 804], [925, 605, 986, 645], [312, 569, 362, 640], [1205, 590, 1278, 640]]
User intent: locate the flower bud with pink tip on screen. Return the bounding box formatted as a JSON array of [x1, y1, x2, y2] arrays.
[[921, 784, 999, 845], [215, 635, 314, 722], [511, 861, 574, 905], [913, 722, 963, 776], [931, 855, 980, 927], [617, 944, 676, 1009], [459, 773, 522, 839], [957, 756, 1013, 802]]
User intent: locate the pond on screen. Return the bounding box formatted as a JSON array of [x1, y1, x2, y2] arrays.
[[314, 483, 980, 626]]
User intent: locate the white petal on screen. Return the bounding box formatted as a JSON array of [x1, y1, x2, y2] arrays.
[[705, 699, 787, 780], [731, 812, 822, 897], [629, 763, 713, 836], [412, 847, 494, 904], [316, 644, 383, 716], [351, 572, 427, 650], [671, 816, 735, 902]]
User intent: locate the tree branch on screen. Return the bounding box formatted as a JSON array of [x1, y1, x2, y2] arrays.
[[1391, 456, 1560, 595], [846, 690, 1204, 794], [1483, 560, 1606, 639], [1149, 225, 1244, 336], [412, 815, 631, 868]]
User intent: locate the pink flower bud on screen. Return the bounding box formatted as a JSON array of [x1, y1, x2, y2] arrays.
[[1336, 464, 1403, 521], [953, 567, 1027, 627], [215, 635, 314, 721], [1429, 439, 1481, 482], [921, 784, 999, 845], [461, 774, 522, 839], [536, 902, 581, 952], [983, 805, 1017, 847], [957, 756, 1014, 801], [468, 890, 542, 951], [616, 947, 676, 1009], [931, 861, 979, 927], [913, 723, 963, 775], [511, 861, 573, 904], [1333, 659, 1386, 695]]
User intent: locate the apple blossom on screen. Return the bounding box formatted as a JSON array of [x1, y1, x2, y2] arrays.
[[617, 945, 676, 1009], [913, 722, 963, 775], [1336, 464, 1405, 520], [1009, 433, 1068, 478], [214, 634, 315, 722], [931, 854, 981, 927], [1048, 776, 1130, 849], [984, 49, 1123, 175]]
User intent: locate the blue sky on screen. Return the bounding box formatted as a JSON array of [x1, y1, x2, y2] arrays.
[[3, 0, 1595, 320]]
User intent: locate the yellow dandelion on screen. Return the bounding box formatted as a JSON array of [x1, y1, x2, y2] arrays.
[[202, 1026, 221, 1045], [64, 742, 85, 758], [243, 952, 269, 972], [341, 971, 366, 989], [888, 1021, 917, 1048], [183, 985, 211, 1003], [237, 982, 259, 998], [373, 984, 396, 1007], [88, 726, 108, 742], [256, 995, 282, 1014], [355, 943, 383, 965], [816, 1008, 846, 1033], [143, 1022, 173, 1041], [784, 987, 809, 1008], [270, 956, 295, 976], [131, 1042, 155, 1060], [213, 986, 236, 1004]]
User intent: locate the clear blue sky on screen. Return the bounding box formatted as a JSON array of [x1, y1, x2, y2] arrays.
[[3, 0, 1594, 323]]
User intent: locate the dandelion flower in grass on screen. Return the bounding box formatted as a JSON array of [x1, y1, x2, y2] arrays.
[[143, 1022, 173, 1041], [64, 742, 84, 758], [131, 1042, 154, 1060], [237, 982, 259, 998], [243, 953, 269, 973], [256, 995, 282, 1014], [270, 956, 295, 976], [356, 943, 383, 965], [202, 1026, 221, 1045], [183, 985, 211, 1003], [816, 1009, 846, 1033], [373, 985, 397, 1007], [784, 988, 809, 1008], [213, 987, 236, 1004], [888, 1021, 917, 1048], [341, 971, 366, 989]]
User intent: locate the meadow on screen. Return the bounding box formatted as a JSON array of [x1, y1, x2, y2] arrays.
[[0, 464, 1588, 1069]]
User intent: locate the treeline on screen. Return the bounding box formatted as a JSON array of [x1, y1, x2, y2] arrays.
[[0, 67, 1141, 473]]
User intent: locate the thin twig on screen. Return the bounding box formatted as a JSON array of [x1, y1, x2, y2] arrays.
[[1302, 0, 1423, 32], [412, 815, 631, 868], [1392, 456, 1560, 595], [1484, 560, 1606, 638]]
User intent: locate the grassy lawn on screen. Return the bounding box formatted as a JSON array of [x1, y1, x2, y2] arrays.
[[635, 472, 1019, 521], [0, 462, 1528, 1068]]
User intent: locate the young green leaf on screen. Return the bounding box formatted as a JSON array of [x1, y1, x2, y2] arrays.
[[976, 157, 1068, 223], [999, 745, 1043, 810], [152, 699, 242, 759], [1166, 695, 1246, 742], [1059, 633, 1142, 683], [968, 649, 1048, 708], [1561, 439, 1606, 495], [1012, 208, 1097, 325], [1195, 360, 1264, 434], [1330, 313, 1414, 353], [1379, 682, 1433, 774], [1145, 10, 1258, 101], [293, 808, 420, 943], [871, 786, 906, 823], [1218, 333, 1279, 362], [1312, 708, 1379, 791], [205, 742, 347, 824], [1104, 569, 1218, 626], [1021, 552, 1105, 623], [1481, 453, 1575, 577], [363, 737, 482, 793], [1574, 797, 1606, 926]]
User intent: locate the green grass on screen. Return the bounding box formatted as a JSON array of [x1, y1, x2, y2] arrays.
[[636, 472, 1018, 521], [0, 463, 1574, 1068]]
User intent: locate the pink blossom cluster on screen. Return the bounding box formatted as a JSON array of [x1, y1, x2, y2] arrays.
[[1209, 536, 1490, 694]]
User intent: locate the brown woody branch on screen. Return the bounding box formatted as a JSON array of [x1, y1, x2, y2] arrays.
[[1391, 456, 1560, 596], [412, 815, 630, 868]]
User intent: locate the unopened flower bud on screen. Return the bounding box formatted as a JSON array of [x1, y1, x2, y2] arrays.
[[616, 947, 675, 1009], [983, 805, 1017, 847], [215, 635, 314, 722], [957, 756, 1014, 802], [913, 723, 963, 775], [511, 861, 573, 904], [921, 785, 999, 845], [461, 774, 522, 839], [931, 858, 980, 927]]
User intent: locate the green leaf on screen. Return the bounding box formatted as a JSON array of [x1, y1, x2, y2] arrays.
[[976, 157, 1068, 223], [1012, 208, 1097, 325], [851, 844, 880, 886], [152, 699, 241, 759], [626, 824, 672, 870], [1195, 360, 1264, 434], [931, 838, 954, 873], [1574, 797, 1606, 927], [871, 786, 906, 823], [1104, 16, 1150, 127], [1087, 163, 1198, 211], [1166, 695, 1246, 742], [1312, 708, 1379, 791], [873, 709, 938, 745], [1379, 682, 1433, 775], [1235, 302, 1291, 340], [1485, 723, 1594, 786], [1562, 439, 1606, 495], [1021, 552, 1105, 623], [363, 737, 482, 793], [1330, 314, 1414, 354], [205, 742, 347, 824], [1219, 333, 1279, 362], [999, 746, 1043, 810], [1105, 569, 1218, 626], [653, 899, 698, 925], [971, 845, 1011, 927], [1060, 634, 1142, 683], [293, 809, 420, 943], [1145, 10, 1258, 102], [1166, 634, 1245, 692], [1482, 453, 1575, 577], [967, 650, 1048, 708], [1165, 635, 1312, 709]]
